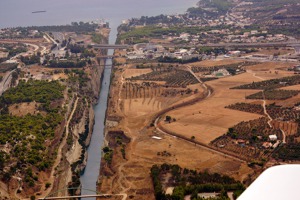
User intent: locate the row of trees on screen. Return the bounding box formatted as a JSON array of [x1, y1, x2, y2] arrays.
[[48, 60, 86, 68]]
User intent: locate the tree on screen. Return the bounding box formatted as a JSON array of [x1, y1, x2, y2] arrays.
[[165, 115, 172, 122], [191, 136, 196, 145]]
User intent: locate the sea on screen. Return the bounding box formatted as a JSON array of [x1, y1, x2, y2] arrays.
[[0, 0, 198, 31]]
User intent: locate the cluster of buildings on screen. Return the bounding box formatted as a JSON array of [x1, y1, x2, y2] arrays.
[[224, 31, 288, 43], [0, 28, 41, 39], [126, 43, 200, 61], [234, 134, 281, 149], [164, 29, 289, 46]]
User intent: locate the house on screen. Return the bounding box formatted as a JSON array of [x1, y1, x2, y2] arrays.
[[250, 30, 258, 35], [269, 135, 277, 141]]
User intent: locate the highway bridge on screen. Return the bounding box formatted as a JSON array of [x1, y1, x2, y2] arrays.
[[97, 55, 118, 59], [91, 44, 130, 49]]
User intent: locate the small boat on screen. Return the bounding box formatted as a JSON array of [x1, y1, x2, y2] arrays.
[[32, 11, 46, 14]]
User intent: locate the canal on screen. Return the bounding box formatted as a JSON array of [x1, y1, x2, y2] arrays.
[[79, 28, 116, 198], [75, 1, 199, 199]]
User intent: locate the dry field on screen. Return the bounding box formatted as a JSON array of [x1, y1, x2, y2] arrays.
[[123, 68, 152, 79], [190, 59, 242, 67], [149, 38, 171, 44], [247, 62, 295, 74], [101, 60, 300, 199], [100, 114, 254, 200], [8, 102, 46, 117], [114, 49, 127, 64], [101, 62, 255, 200], [246, 47, 294, 56], [52, 73, 68, 80], [160, 72, 265, 144]]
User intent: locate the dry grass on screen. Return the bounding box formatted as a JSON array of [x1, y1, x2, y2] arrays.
[[247, 62, 295, 72], [190, 59, 242, 67], [246, 47, 294, 56], [123, 68, 152, 79], [160, 73, 265, 144], [123, 98, 162, 117], [52, 73, 68, 80], [8, 102, 46, 117]]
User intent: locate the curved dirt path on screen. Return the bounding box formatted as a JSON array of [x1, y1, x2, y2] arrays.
[[153, 67, 247, 163], [262, 98, 273, 128], [249, 71, 286, 143], [37, 96, 79, 199]]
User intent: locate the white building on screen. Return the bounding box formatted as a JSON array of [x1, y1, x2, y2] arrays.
[[269, 134, 277, 141]]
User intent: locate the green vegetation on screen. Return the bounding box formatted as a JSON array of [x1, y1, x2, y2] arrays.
[[226, 103, 264, 115], [0, 63, 18, 73], [67, 44, 95, 58], [48, 60, 86, 68], [202, 0, 233, 13], [1, 80, 64, 105], [8, 46, 27, 57], [137, 15, 183, 25], [274, 144, 300, 160], [0, 80, 65, 183], [246, 90, 300, 100], [151, 164, 244, 200], [128, 65, 198, 87], [20, 54, 40, 65], [232, 75, 300, 90], [117, 25, 225, 44], [91, 33, 104, 44], [187, 7, 217, 18], [158, 56, 200, 64], [27, 22, 98, 33], [165, 115, 172, 122], [102, 146, 113, 165]]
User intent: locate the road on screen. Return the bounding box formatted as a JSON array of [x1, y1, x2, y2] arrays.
[[91, 44, 129, 49], [153, 65, 246, 163], [44, 32, 58, 45], [38, 96, 79, 199]]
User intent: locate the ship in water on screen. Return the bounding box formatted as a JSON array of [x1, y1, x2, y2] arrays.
[[32, 10, 46, 14]]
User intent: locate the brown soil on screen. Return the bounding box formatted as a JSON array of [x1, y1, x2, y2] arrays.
[[8, 102, 46, 116], [190, 59, 242, 67], [160, 73, 264, 144], [98, 56, 258, 199]]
